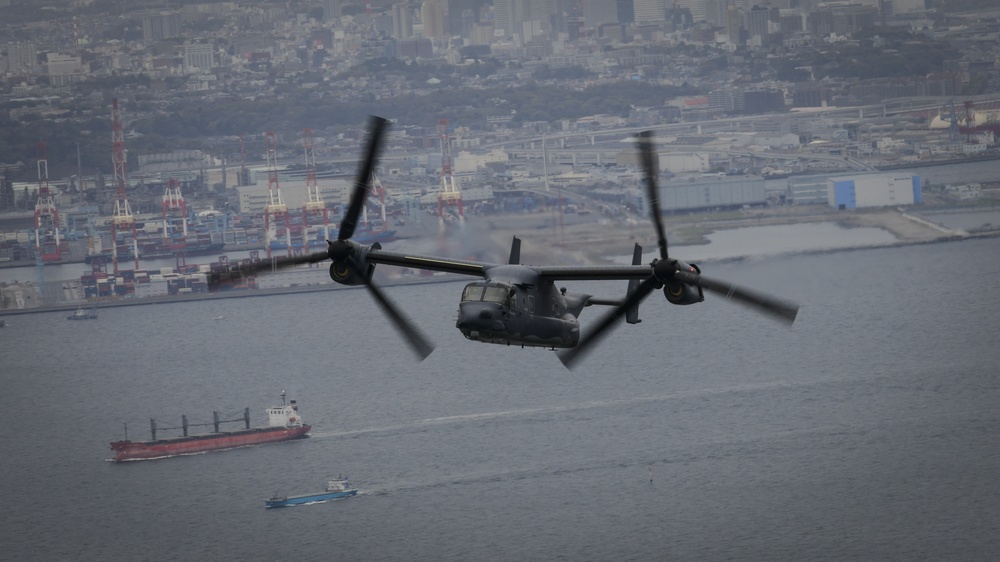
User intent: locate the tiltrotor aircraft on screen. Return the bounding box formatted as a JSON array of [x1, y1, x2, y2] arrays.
[[219, 116, 798, 368]]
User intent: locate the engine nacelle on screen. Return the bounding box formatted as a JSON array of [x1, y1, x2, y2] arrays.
[[663, 261, 704, 305], [328, 242, 379, 286]]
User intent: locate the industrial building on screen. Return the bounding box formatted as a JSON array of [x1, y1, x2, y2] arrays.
[[629, 175, 768, 214], [827, 172, 922, 209], [236, 179, 351, 214], [788, 175, 831, 205], [787, 172, 924, 208], [660, 175, 767, 213]]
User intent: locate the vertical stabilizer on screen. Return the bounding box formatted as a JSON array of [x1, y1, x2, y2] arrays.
[[508, 237, 521, 264]]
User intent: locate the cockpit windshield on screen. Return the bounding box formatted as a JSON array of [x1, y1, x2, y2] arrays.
[[461, 283, 513, 306], [461, 284, 484, 302], [482, 287, 509, 304]]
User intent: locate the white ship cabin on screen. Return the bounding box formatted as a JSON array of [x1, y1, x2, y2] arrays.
[[327, 475, 351, 492], [267, 398, 304, 427]]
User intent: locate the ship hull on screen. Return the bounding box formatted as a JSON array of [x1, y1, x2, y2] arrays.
[[110, 424, 311, 461], [266, 489, 357, 508], [67, 313, 97, 320]]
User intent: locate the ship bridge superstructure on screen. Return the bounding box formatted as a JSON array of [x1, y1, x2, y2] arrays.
[[266, 392, 304, 428]]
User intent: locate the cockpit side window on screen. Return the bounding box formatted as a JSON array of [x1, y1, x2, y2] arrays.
[[462, 284, 485, 302]]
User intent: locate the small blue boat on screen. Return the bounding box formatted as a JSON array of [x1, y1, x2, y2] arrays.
[[265, 475, 357, 508]]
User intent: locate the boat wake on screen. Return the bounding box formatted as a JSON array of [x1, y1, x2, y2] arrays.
[[353, 461, 640, 497], [346, 410, 979, 498], [267, 499, 332, 508], [308, 379, 807, 442]]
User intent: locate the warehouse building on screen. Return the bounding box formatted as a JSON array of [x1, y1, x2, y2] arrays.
[[236, 179, 352, 214], [788, 175, 831, 205], [659, 175, 767, 213], [629, 175, 768, 214], [827, 172, 922, 209]]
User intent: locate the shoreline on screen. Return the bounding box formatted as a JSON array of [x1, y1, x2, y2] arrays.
[[4, 232, 996, 319], [488, 204, 992, 266], [3, 205, 999, 317], [0, 274, 467, 317]]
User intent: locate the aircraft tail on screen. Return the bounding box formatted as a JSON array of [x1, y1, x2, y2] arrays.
[[508, 236, 521, 264]]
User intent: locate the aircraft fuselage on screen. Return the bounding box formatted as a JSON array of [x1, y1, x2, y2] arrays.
[[455, 278, 582, 349]]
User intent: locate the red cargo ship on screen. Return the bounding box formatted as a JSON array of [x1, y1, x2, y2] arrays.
[[110, 393, 310, 461]]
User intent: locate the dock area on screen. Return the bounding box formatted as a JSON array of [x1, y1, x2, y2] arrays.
[[3, 203, 998, 317]]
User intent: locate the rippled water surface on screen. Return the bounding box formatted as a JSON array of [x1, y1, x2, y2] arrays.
[[2, 237, 999, 561]]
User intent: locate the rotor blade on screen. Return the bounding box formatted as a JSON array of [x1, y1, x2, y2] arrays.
[[347, 257, 434, 360], [206, 251, 329, 290], [339, 115, 389, 241], [637, 130, 669, 261], [674, 269, 799, 325], [558, 275, 660, 369]]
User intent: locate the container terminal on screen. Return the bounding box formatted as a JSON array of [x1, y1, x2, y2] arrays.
[[3, 98, 1000, 316]]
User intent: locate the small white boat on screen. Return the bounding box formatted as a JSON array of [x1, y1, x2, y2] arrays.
[[67, 306, 98, 320]]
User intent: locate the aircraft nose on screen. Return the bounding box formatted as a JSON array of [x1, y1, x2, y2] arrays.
[[457, 303, 503, 334]]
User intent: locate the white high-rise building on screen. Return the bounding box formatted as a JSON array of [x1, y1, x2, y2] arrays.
[[677, 0, 709, 23], [46, 52, 83, 86], [6, 41, 37, 73], [141, 11, 181, 43], [392, 3, 414, 39], [422, 0, 447, 39], [183, 43, 214, 74], [634, 0, 666, 24], [705, 0, 728, 26], [494, 0, 526, 38], [526, 0, 558, 22], [582, 0, 618, 29], [322, 0, 343, 20]]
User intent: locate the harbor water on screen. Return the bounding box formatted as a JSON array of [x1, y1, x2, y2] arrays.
[[1, 233, 999, 560]]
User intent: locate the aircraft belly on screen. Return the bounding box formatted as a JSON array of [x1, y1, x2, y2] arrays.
[[462, 315, 577, 348], [465, 332, 572, 348]]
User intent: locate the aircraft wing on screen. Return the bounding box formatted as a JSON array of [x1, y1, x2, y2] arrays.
[[535, 265, 651, 281], [367, 248, 496, 277]]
